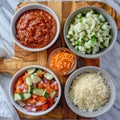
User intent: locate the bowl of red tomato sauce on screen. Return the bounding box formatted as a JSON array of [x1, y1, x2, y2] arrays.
[[10, 4, 60, 52], [9, 66, 61, 116]]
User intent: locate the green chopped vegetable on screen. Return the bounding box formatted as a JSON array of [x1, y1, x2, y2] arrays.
[[67, 10, 111, 54]]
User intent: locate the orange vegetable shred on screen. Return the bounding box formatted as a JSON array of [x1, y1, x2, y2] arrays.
[[49, 50, 75, 74]]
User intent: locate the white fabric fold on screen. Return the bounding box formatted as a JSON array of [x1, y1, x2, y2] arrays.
[[0, 85, 20, 120]]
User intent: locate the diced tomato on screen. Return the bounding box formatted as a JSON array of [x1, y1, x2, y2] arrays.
[[55, 90, 58, 97], [16, 88, 23, 93], [37, 96, 47, 103], [47, 98, 54, 107], [16, 79, 24, 86], [27, 98, 36, 105], [41, 104, 48, 111], [43, 83, 49, 88], [22, 73, 30, 81], [46, 87, 53, 94], [24, 84, 28, 90], [36, 72, 43, 77], [32, 94, 38, 99], [36, 106, 42, 111], [54, 84, 58, 90], [38, 83, 44, 89]]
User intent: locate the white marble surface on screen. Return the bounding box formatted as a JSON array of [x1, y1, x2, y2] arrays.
[[0, 0, 120, 119]]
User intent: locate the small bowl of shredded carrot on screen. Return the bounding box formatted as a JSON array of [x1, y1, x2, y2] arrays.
[[48, 48, 77, 76], [9, 66, 61, 116]]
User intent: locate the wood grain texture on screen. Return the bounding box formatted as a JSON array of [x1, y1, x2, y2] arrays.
[[0, 1, 120, 119]]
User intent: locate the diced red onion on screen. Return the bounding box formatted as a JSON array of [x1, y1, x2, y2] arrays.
[[51, 81, 57, 87], [31, 108, 36, 112], [26, 103, 31, 106], [42, 77, 48, 83], [16, 86, 20, 89], [20, 84, 24, 89], [54, 97, 58, 102], [20, 103, 25, 107], [40, 80, 44, 84], [26, 107, 32, 112], [36, 101, 45, 106], [23, 89, 27, 93]]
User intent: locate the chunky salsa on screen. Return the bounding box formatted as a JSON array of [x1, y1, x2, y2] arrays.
[[13, 68, 59, 112], [16, 9, 57, 48]]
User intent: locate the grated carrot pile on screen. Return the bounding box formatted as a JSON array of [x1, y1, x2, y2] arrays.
[[49, 50, 75, 74]]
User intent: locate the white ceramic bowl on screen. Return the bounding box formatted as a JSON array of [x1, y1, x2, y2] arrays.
[[10, 4, 60, 52], [64, 66, 116, 118], [64, 6, 117, 58], [9, 65, 61, 116]]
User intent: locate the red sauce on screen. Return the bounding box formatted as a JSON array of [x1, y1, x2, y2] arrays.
[[16, 9, 57, 48]]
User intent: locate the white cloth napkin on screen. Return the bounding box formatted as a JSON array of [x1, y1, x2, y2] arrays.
[[0, 84, 20, 120], [0, 48, 7, 58], [0, 47, 19, 120]]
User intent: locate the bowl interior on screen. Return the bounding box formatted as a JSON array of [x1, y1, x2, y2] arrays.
[[9, 66, 61, 116], [10, 4, 60, 52], [64, 6, 117, 58], [65, 66, 115, 118]]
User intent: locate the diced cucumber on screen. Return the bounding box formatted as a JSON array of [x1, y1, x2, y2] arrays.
[[26, 77, 33, 85], [28, 85, 33, 93], [31, 74, 41, 83], [27, 68, 36, 74], [44, 92, 49, 98], [33, 88, 44, 96], [44, 73, 54, 80], [50, 90, 56, 98], [23, 93, 31, 100], [41, 90, 49, 98], [37, 69, 44, 74], [14, 93, 23, 101], [66, 10, 111, 54], [41, 89, 46, 96]]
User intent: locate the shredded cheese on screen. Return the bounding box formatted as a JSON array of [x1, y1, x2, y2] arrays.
[[69, 72, 110, 112]]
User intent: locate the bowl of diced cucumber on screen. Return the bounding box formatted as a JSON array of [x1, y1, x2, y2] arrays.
[[64, 6, 117, 58], [9, 65, 61, 116]]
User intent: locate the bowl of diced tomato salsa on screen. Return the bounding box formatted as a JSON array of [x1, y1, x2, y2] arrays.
[[9, 66, 61, 116], [10, 4, 60, 52]]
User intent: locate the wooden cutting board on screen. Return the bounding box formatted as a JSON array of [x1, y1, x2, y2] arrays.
[[0, 1, 120, 119]]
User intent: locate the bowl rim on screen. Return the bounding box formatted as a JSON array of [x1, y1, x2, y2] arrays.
[[64, 66, 116, 118], [48, 47, 77, 76], [63, 6, 118, 58], [10, 4, 60, 52], [9, 65, 61, 116]]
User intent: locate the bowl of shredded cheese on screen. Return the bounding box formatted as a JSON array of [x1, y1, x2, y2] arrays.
[[48, 47, 77, 76], [64, 66, 115, 118]]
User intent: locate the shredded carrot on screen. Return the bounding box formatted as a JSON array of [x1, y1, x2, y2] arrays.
[[49, 49, 75, 74]]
